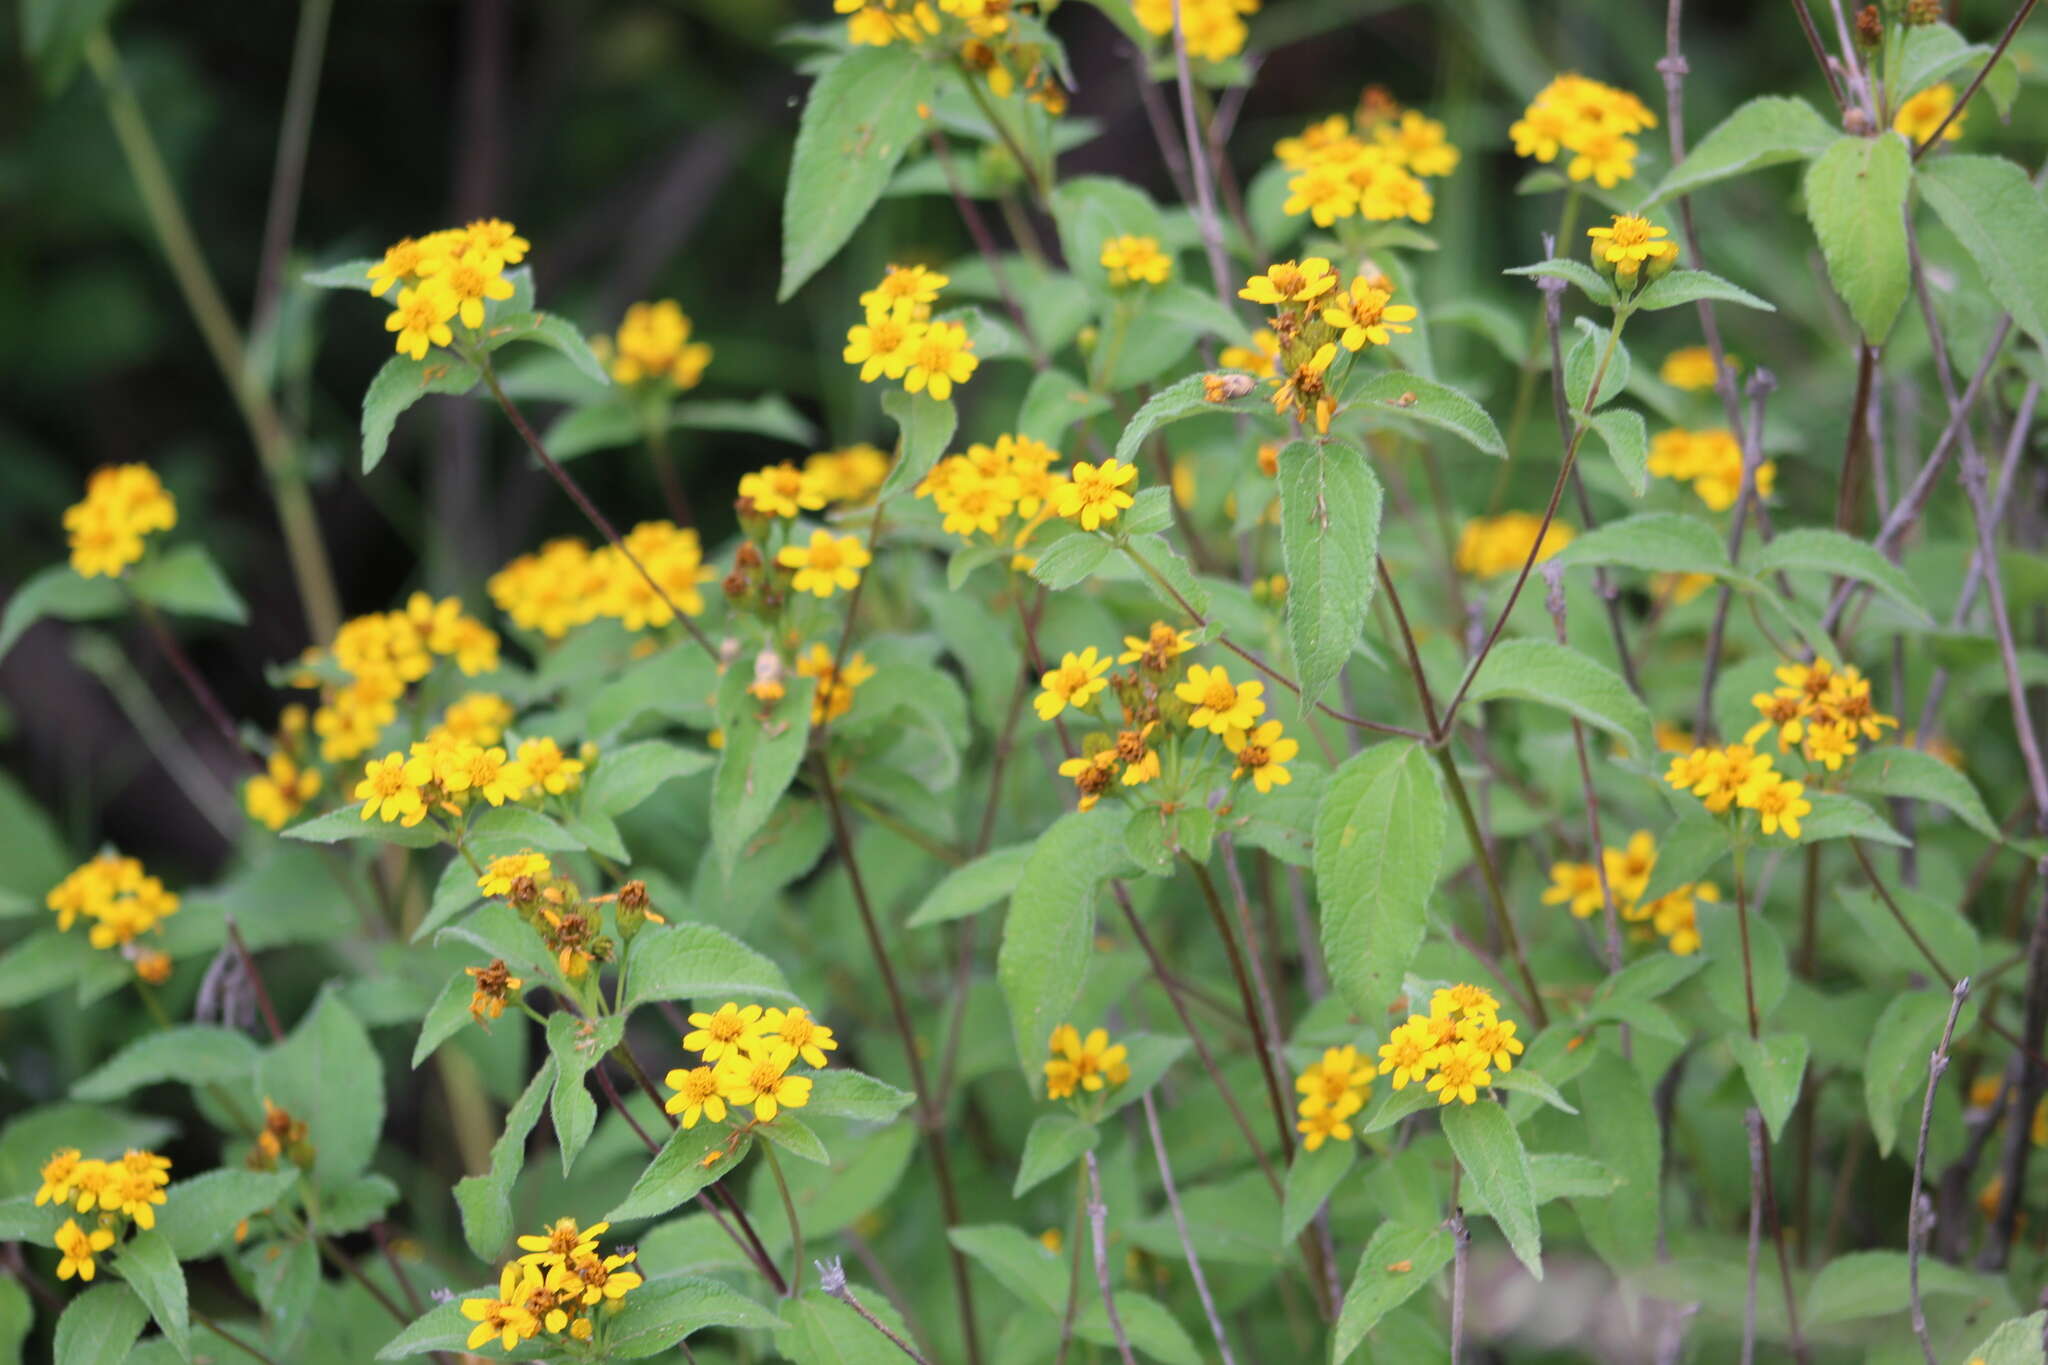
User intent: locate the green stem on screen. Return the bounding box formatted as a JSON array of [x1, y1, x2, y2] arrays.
[[760, 1141, 805, 1297], [1430, 749, 1549, 1028], [1732, 841, 1760, 1039], [1498, 187, 1583, 489]]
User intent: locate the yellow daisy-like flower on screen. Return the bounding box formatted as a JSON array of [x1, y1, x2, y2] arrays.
[[1298, 1103, 1357, 1152], [1059, 750, 1119, 812], [1321, 275, 1418, 352], [1119, 621, 1196, 669], [1176, 663, 1265, 736], [54, 1219, 115, 1282], [1742, 773, 1812, 839], [517, 737, 586, 796], [1238, 257, 1338, 306], [245, 751, 321, 831], [478, 850, 551, 897], [662, 1065, 728, 1129], [1035, 647, 1113, 721], [354, 752, 425, 826], [1895, 82, 1964, 144], [438, 256, 514, 329], [843, 306, 921, 382], [737, 462, 828, 520], [1053, 458, 1139, 531], [1456, 1014, 1524, 1072], [1044, 1023, 1130, 1099], [1587, 215, 1676, 269], [763, 1006, 838, 1068], [1659, 346, 1733, 392], [63, 463, 179, 579], [1425, 1040, 1493, 1106], [715, 1041, 813, 1122], [1100, 234, 1172, 288], [1225, 718, 1298, 792], [1270, 342, 1339, 432], [384, 284, 458, 360], [462, 1263, 541, 1351], [777, 530, 872, 598], [1377, 1017, 1435, 1090], [859, 263, 949, 314], [683, 1002, 769, 1062], [902, 319, 979, 400]]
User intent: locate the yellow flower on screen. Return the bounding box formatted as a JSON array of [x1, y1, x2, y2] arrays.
[[1542, 861, 1604, 918], [465, 959, 523, 1022], [1044, 1024, 1130, 1099], [796, 643, 876, 725], [662, 1065, 729, 1129], [384, 284, 458, 359], [844, 305, 922, 382], [777, 530, 871, 598], [1659, 346, 1733, 392], [1130, 0, 1258, 61], [804, 444, 893, 503], [738, 462, 828, 520], [462, 1263, 541, 1351], [478, 851, 551, 897], [105, 1168, 167, 1229], [1270, 342, 1339, 431], [1298, 1104, 1357, 1152], [1375, 109, 1460, 176], [1511, 73, 1656, 182], [1321, 274, 1418, 353], [243, 751, 321, 831], [354, 752, 424, 824], [1054, 458, 1139, 531], [607, 300, 712, 388], [54, 1219, 115, 1282], [517, 737, 586, 795], [1425, 1040, 1493, 1105], [1176, 663, 1265, 736], [462, 217, 530, 270], [763, 1006, 838, 1068], [859, 263, 950, 315], [1802, 721, 1859, 771], [1295, 1045, 1373, 1116], [1432, 984, 1502, 1019], [1454, 512, 1574, 578], [1225, 719, 1298, 792], [1895, 82, 1964, 144], [715, 1042, 813, 1121], [1035, 647, 1113, 721], [1569, 129, 1639, 188], [1100, 235, 1172, 287], [1218, 328, 1281, 377], [1456, 1014, 1524, 1073], [1283, 163, 1360, 227], [1377, 1017, 1436, 1090], [63, 464, 178, 579], [1742, 773, 1812, 839], [1587, 215, 1677, 270], [902, 319, 979, 400], [1239, 257, 1338, 306], [1059, 750, 1119, 812], [366, 237, 429, 297], [684, 1002, 769, 1062], [1119, 622, 1196, 669], [437, 256, 514, 329]]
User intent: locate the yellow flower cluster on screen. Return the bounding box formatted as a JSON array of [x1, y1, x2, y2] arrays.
[[45, 854, 179, 954], [36, 1148, 172, 1281], [1587, 214, 1680, 291], [1100, 234, 1172, 288], [487, 523, 713, 641], [1376, 985, 1524, 1106], [1237, 259, 1418, 430], [777, 530, 871, 599], [916, 433, 1069, 560], [663, 1001, 836, 1127], [795, 642, 877, 725], [1295, 1045, 1373, 1151], [1659, 346, 1737, 393], [1273, 98, 1459, 229], [802, 444, 893, 504], [843, 264, 980, 401], [368, 219, 527, 359], [598, 299, 710, 389], [1056, 457, 1139, 532], [63, 464, 177, 579], [1454, 512, 1573, 578], [1648, 428, 1776, 512], [1131, 0, 1261, 64], [839, 0, 1068, 110], [1664, 743, 1814, 839], [1895, 82, 1964, 144], [355, 726, 591, 831], [1542, 830, 1719, 956], [1044, 1023, 1131, 1101], [244, 705, 322, 830], [1745, 657, 1899, 771], [1510, 73, 1658, 188], [473, 851, 648, 981], [290, 595, 502, 763], [461, 1217, 644, 1352]]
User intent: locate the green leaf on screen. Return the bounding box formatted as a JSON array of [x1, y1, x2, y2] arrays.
[[1865, 989, 1964, 1158], [1112, 370, 1265, 465], [1280, 1138, 1356, 1245], [374, 1291, 494, 1359], [777, 1288, 919, 1365], [1747, 528, 1928, 620], [1277, 439, 1382, 711], [1531, 1153, 1620, 1203], [618, 921, 796, 1014], [0, 1277, 27, 1364], [1629, 268, 1776, 313], [1729, 1032, 1808, 1142], [282, 805, 445, 849], [1050, 175, 1170, 295], [605, 1275, 783, 1358], [1898, 24, 1988, 100], [1845, 746, 1999, 841], [1459, 639, 1655, 757], [0, 565, 120, 663], [1491, 1068, 1579, 1115], [53, 1283, 148, 1365], [1918, 154, 2048, 357], [1442, 1100, 1542, 1279], [1315, 743, 1445, 1021], [1358, 1081, 1438, 1135], [907, 842, 1033, 927], [672, 394, 819, 447], [1503, 257, 1617, 307], [301, 257, 381, 293], [1639, 95, 1837, 208], [360, 353, 482, 473], [259, 991, 382, 1187], [1804, 1249, 2001, 1328], [1791, 792, 1910, 848], [1332, 1219, 1455, 1362], [113, 1230, 188, 1360], [779, 45, 938, 300], [1018, 367, 1111, 443], [1804, 133, 1912, 342], [547, 1012, 624, 1176], [804, 1068, 916, 1122], [159, 1169, 300, 1260], [130, 545, 248, 625], [1027, 532, 1112, 590], [586, 739, 713, 819], [72, 1026, 260, 1101], [21, 0, 123, 95], [1574, 1050, 1661, 1271], [1123, 535, 1209, 619], [876, 387, 958, 500], [710, 670, 816, 873], [1345, 372, 1507, 458], [482, 311, 610, 385], [606, 1119, 752, 1223], [1013, 1113, 1098, 1196], [999, 811, 1132, 1085], [1096, 1033, 1190, 1119], [1963, 1312, 2048, 1365], [0, 1197, 53, 1241], [543, 402, 640, 460], [1564, 316, 1631, 410], [455, 1057, 555, 1256], [1702, 908, 1789, 1025], [1587, 408, 1649, 496], [757, 1114, 830, 1165]]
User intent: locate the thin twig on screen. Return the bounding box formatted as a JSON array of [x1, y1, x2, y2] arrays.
[[1742, 1109, 1764, 1365], [251, 0, 334, 328], [225, 915, 286, 1042], [1434, 748, 1550, 1027], [194, 1308, 287, 1365], [1084, 1151, 1139, 1365], [1188, 858, 1295, 1161], [1544, 565, 1623, 975], [1788, 0, 1851, 112], [1912, 0, 2041, 158], [1696, 371, 1777, 738], [817, 1257, 932, 1365], [1167, 0, 1235, 310], [1447, 1204, 1471, 1363], [1141, 1092, 1238, 1364], [1909, 977, 1971, 1365]]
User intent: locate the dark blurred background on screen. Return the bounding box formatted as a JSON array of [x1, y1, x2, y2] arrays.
[[0, 0, 2033, 880]]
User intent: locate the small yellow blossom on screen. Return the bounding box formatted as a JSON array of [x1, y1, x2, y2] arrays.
[[1176, 663, 1265, 736], [777, 530, 871, 598], [1035, 647, 1113, 721], [1054, 458, 1138, 531], [1100, 235, 1172, 287], [1895, 82, 1964, 144], [1045, 1023, 1130, 1100]]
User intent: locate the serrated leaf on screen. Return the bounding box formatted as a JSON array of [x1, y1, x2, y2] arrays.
[[1865, 990, 1965, 1158], [455, 1057, 554, 1257], [672, 394, 819, 446], [1804, 133, 1912, 342], [1837, 882, 1981, 985], [1111, 370, 1265, 465], [757, 1114, 830, 1165], [1804, 1249, 2001, 1328], [586, 739, 713, 819], [1963, 1311, 2048, 1365], [1729, 1031, 1808, 1142], [1588, 407, 1649, 495], [130, 545, 248, 624], [1918, 154, 2048, 357], [1460, 638, 1655, 756], [1630, 268, 1776, 313], [113, 1230, 188, 1360], [157, 1169, 299, 1260], [803, 1068, 916, 1121], [373, 1291, 495, 1359], [1845, 746, 1999, 841], [1332, 1219, 1454, 1363], [1491, 1068, 1578, 1115], [619, 922, 796, 1014], [606, 1119, 752, 1222], [605, 1276, 783, 1357], [999, 811, 1132, 1085], [360, 354, 481, 473], [779, 45, 938, 300], [1027, 532, 1112, 590], [1280, 1138, 1355, 1245], [282, 805, 445, 849], [73, 1026, 260, 1101], [1790, 792, 1910, 848], [1565, 315, 1631, 410], [907, 842, 1032, 927], [876, 387, 957, 500], [53, 1284, 148, 1365], [1575, 1050, 1661, 1271], [1443, 1100, 1542, 1279], [301, 257, 381, 292], [548, 1012, 624, 1176], [1346, 372, 1506, 458], [1277, 439, 1381, 711], [1747, 527, 1928, 620], [777, 1289, 919, 1365], [1640, 95, 1837, 208], [0, 565, 122, 663], [260, 992, 382, 1186], [710, 671, 815, 873], [1013, 1113, 1098, 1196], [1315, 743, 1445, 1021], [1503, 257, 1617, 307]]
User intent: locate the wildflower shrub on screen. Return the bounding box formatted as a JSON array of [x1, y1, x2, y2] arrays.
[[3, 2, 2048, 1363]]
